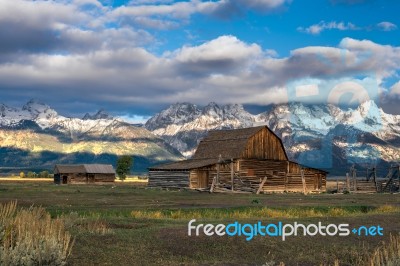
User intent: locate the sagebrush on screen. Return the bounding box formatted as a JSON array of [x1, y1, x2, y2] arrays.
[[0, 201, 74, 266]]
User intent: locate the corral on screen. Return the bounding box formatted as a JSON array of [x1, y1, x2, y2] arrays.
[[149, 126, 327, 193]]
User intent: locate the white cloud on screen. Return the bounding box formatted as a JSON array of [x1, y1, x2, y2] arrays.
[[377, 21, 397, 31], [0, 35, 399, 108], [339, 38, 400, 77], [298, 21, 358, 35], [389, 81, 400, 96], [0, 0, 153, 55], [299, 20, 399, 35], [174, 36, 261, 63], [132, 16, 180, 30], [171, 35, 262, 77], [109, 0, 290, 28], [0, 0, 87, 29]]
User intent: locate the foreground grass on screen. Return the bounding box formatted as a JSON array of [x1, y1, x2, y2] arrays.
[[0, 182, 399, 265], [130, 205, 400, 220], [0, 201, 73, 265]]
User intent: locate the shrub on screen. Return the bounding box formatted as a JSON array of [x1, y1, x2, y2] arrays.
[[19, 172, 25, 178], [0, 201, 74, 266]]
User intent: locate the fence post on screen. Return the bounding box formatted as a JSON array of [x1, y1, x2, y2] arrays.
[[301, 169, 306, 195], [231, 158, 234, 192]]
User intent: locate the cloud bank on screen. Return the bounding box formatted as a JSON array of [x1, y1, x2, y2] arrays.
[[0, 0, 399, 115]]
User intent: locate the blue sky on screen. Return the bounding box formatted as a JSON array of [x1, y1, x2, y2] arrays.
[[0, 0, 399, 121]]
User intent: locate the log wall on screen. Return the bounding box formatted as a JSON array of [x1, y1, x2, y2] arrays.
[[65, 173, 86, 184], [93, 174, 115, 182], [188, 159, 326, 193], [149, 159, 326, 193], [59, 173, 115, 184], [148, 171, 190, 188], [238, 159, 326, 193]]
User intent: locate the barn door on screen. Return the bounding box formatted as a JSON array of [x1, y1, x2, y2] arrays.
[[87, 174, 95, 183], [198, 171, 209, 189]]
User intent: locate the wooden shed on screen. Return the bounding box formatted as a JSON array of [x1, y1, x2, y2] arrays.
[[54, 164, 116, 184], [148, 126, 327, 193]]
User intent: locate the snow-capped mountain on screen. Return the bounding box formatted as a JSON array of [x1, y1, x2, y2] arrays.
[[146, 102, 256, 157], [145, 101, 400, 175], [1, 99, 399, 175], [0, 100, 182, 172]]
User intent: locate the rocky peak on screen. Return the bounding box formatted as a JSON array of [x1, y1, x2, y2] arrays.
[[22, 99, 57, 119], [83, 109, 113, 120], [145, 102, 201, 130], [202, 102, 222, 117]]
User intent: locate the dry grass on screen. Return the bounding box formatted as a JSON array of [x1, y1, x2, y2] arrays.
[[372, 205, 399, 214], [331, 234, 400, 266], [0, 177, 52, 182], [368, 234, 400, 266], [0, 201, 74, 265], [79, 218, 113, 235], [130, 205, 400, 220], [61, 212, 113, 235]]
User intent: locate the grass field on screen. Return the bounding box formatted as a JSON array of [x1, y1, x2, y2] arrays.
[[0, 182, 399, 265]]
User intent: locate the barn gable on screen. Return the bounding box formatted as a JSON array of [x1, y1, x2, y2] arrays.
[[192, 126, 288, 161]]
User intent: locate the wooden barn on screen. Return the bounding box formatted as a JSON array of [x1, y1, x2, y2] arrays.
[[54, 164, 116, 184], [148, 126, 327, 193]]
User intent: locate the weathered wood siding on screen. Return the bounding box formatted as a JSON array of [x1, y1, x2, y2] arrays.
[[148, 171, 189, 188], [66, 173, 86, 183], [189, 170, 211, 189], [60, 173, 115, 184], [187, 159, 326, 192], [238, 159, 326, 192], [241, 127, 287, 160], [93, 173, 115, 182]]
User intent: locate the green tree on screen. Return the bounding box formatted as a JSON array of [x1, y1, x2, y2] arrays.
[[116, 156, 133, 181], [39, 171, 49, 178], [19, 172, 25, 178], [27, 171, 36, 178]]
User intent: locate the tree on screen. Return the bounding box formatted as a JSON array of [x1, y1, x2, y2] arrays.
[[39, 171, 49, 178], [116, 156, 133, 181], [27, 171, 37, 178], [19, 172, 25, 178]]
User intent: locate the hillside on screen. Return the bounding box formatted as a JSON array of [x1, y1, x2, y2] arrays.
[[0, 100, 183, 173]]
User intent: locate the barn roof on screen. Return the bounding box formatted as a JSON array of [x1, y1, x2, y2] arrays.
[[149, 158, 219, 171], [83, 164, 116, 174], [192, 126, 288, 160], [54, 164, 115, 174], [150, 126, 290, 171]]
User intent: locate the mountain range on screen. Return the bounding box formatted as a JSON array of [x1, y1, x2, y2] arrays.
[[0, 100, 182, 173], [0, 99, 399, 176], [145, 101, 400, 176]]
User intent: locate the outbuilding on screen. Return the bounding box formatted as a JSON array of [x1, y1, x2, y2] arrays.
[[148, 126, 327, 193], [54, 164, 116, 184]]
